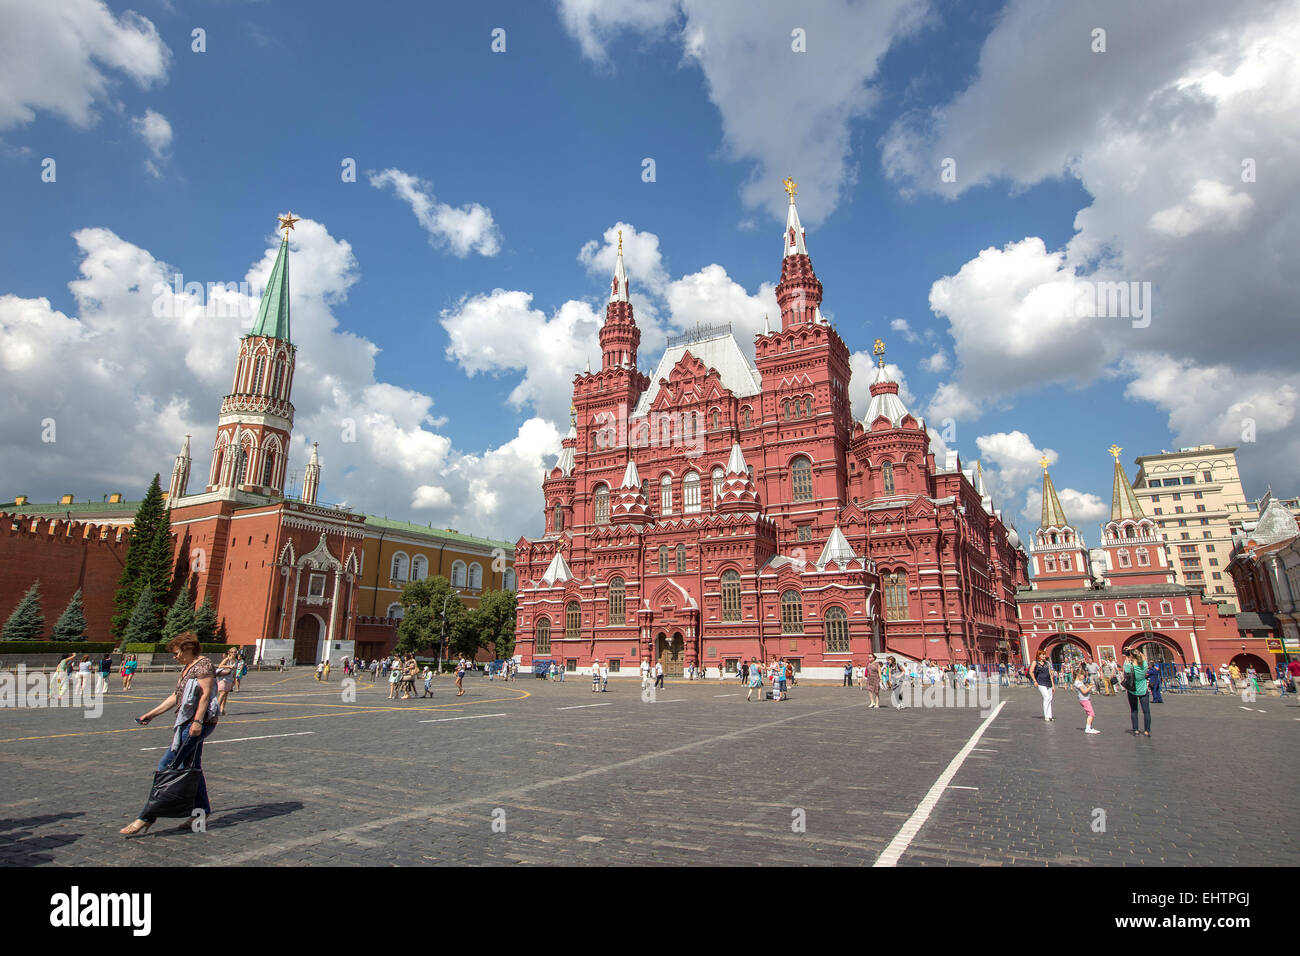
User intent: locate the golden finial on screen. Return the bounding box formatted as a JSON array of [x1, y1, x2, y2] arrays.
[[873, 337, 886, 367], [1109, 443, 1122, 461], [782, 177, 798, 202], [617, 230, 623, 255], [569, 402, 577, 426], [1039, 455, 1051, 471], [277, 212, 300, 241]]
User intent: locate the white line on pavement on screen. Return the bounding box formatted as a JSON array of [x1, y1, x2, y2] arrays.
[[655, 699, 686, 703], [140, 731, 315, 751], [417, 713, 506, 724], [713, 694, 739, 698], [948, 785, 979, 790], [558, 703, 613, 710], [971, 748, 997, 752], [873, 701, 1007, 868]]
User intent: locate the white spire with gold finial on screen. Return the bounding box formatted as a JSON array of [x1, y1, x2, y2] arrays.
[[782, 177, 807, 258], [609, 228, 629, 303]]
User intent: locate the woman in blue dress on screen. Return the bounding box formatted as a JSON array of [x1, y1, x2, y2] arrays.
[[1147, 660, 1163, 703]]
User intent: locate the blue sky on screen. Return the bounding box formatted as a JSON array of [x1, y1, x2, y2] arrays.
[[2, 0, 1296, 541]]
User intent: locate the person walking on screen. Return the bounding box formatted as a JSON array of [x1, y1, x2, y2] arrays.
[[888, 656, 908, 709], [1147, 659, 1164, 703], [122, 654, 138, 691], [600, 661, 609, 692], [1123, 649, 1152, 736], [639, 657, 650, 688], [120, 632, 220, 836], [54, 651, 75, 700], [97, 653, 112, 693], [843, 661, 853, 688], [215, 648, 238, 715], [76, 655, 91, 696], [746, 661, 763, 701], [1073, 663, 1100, 734], [1099, 657, 1116, 696], [315, 660, 325, 682], [654, 660, 664, 690], [591, 660, 602, 693], [387, 659, 400, 700], [866, 657, 881, 708], [1033, 650, 1056, 722], [455, 658, 466, 697], [422, 666, 434, 698]]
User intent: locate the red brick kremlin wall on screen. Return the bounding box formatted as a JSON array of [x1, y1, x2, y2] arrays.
[[0, 513, 130, 641]]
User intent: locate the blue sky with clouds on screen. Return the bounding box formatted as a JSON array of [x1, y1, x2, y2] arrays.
[[2, 0, 1296, 541]]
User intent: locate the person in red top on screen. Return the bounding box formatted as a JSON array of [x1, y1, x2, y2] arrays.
[[1285, 658, 1300, 695]]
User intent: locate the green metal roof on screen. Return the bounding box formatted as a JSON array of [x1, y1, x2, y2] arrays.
[[1040, 469, 1070, 530], [1, 500, 141, 517], [249, 238, 291, 341], [1111, 460, 1147, 522], [361, 514, 513, 552]]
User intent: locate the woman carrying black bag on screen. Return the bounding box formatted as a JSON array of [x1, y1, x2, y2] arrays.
[[120, 632, 219, 836]]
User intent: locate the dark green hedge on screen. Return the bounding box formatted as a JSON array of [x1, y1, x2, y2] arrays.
[[122, 642, 231, 654], [0, 641, 117, 654]]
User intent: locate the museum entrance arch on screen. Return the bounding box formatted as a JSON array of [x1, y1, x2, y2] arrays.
[[294, 613, 326, 665], [656, 631, 684, 677]]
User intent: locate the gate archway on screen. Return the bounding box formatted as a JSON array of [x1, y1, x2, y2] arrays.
[[293, 614, 326, 665]]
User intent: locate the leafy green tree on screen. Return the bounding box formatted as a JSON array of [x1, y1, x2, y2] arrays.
[[475, 589, 517, 659], [111, 475, 170, 637], [51, 589, 88, 640], [161, 581, 196, 641], [121, 585, 161, 645], [394, 576, 464, 662], [193, 594, 218, 643], [2, 582, 45, 641]]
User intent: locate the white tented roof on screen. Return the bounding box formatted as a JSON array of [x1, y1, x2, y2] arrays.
[[863, 363, 912, 427], [632, 332, 762, 417], [540, 551, 573, 585]]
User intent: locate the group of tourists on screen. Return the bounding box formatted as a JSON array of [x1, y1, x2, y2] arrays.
[[639, 659, 665, 690], [489, 660, 519, 681], [214, 647, 245, 714], [53, 652, 120, 697]]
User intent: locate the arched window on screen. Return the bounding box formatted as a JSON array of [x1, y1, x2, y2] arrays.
[[711, 409, 720, 429], [683, 472, 701, 513], [390, 552, 410, 582], [676, 543, 686, 573], [1137, 602, 1149, 616], [565, 601, 580, 640], [272, 358, 286, 398], [1060, 554, 1071, 571], [658, 546, 668, 573], [780, 590, 803, 633], [608, 576, 626, 625], [252, 355, 266, 393], [1093, 604, 1105, 616], [469, 563, 483, 590], [824, 606, 849, 652], [386, 602, 405, 620], [791, 457, 813, 502], [1160, 601, 1172, 615], [451, 561, 467, 588], [1136, 549, 1150, 566], [884, 572, 908, 621], [660, 475, 673, 514], [1118, 550, 1131, 568], [1033, 606, 1044, 619], [741, 407, 751, 428], [504, 569, 516, 591], [1073, 604, 1084, 617], [784, 400, 791, 420], [1052, 605, 1063, 619], [1115, 602, 1127, 617], [535, 617, 551, 654], [721, 569, 741, 621], [411, 555, 428, 581], [1044, 556, 1057, 572], [712, 467, 725, 506], [553, 502, 564, 531], [882, 461, 895, 495], [594, 484, 610, 524], [262, 448, 277, 487], [804, 397, 813, 417]]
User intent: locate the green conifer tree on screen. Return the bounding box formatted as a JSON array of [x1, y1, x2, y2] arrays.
[[161, 581, 196, 641], [2, 582, 45, 641], [51, 589, 88, 641], [111, 475, 167, 638], [121, 585, 161, 646], [193, 594, 218, 643]]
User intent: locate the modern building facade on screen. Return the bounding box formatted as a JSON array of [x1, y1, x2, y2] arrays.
[[1227, 495, 1300, 669], [1130, 444, 1250, 612]]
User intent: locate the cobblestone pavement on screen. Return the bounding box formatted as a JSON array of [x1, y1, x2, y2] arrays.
[[0, 670, 1294, 865]]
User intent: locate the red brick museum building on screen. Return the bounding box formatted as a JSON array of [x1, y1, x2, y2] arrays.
[[512, 184, 1029, 678]]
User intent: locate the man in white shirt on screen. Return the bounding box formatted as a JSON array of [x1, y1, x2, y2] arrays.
[[640, 658, 651, 688], [599, 662, 609, 692], [654, 660, 665, 689]]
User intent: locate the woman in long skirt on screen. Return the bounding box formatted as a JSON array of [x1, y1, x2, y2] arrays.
[[865, 658, 881, 708]]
